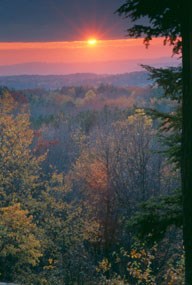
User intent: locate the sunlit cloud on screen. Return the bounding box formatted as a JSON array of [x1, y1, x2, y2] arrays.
[[0, 38, 176, 67], [0, 41, 86, 50], [0, 37, 169, 50]]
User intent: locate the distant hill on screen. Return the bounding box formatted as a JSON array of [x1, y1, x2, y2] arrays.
[[0, 71, 152, 90], [0, 56, 180, 76]]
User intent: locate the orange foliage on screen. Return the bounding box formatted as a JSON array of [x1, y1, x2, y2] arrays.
[[86, 160, 108, 191]]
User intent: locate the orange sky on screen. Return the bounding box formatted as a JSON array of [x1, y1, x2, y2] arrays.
[[0, 38, 175, 66]]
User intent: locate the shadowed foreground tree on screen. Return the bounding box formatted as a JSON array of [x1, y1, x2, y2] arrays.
[[117, 0, 192, 284]]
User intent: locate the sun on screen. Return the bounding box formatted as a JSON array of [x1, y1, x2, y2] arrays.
[[87, 38, 97, 46]]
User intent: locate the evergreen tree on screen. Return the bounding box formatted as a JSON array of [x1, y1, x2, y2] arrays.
[[117, 1, 192, 283]]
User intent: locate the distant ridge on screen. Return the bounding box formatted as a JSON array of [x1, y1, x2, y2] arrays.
[[0, 72, 151, 90], [0, 57, 180, 77]]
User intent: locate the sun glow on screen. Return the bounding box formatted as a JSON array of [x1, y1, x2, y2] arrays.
[[87, 38, 97, 46]]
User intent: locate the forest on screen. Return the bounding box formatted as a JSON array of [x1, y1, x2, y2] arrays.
[[0, 66, 183, 284]]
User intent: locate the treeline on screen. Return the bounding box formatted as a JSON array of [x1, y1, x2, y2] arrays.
[[0, 71, 149, 90], [0, 73, 182, 284]]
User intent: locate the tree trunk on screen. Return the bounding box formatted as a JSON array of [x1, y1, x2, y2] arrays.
[[181, 1, 192, 284]]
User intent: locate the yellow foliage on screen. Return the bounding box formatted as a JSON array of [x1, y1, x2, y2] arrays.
[[0, 90, 46, 204], [97, 258, 111, 273], [127, 244, 157, 285], [164, 253, 184, 285], [0, 203, 42, 267]]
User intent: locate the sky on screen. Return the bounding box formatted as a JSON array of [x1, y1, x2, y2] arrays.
[[0, 0, 126, 42], [0, 0, 179, 75]]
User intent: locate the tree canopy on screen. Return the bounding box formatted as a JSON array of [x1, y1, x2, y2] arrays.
[[117, 0, 182, 53]]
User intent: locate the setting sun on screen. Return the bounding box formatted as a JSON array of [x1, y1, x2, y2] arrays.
[[87, 38, 97, 46]]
